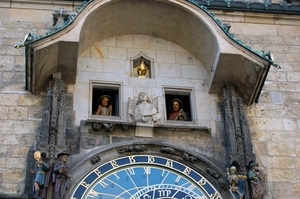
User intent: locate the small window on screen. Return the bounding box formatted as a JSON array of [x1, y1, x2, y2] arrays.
[[165, 88, 193, 121], [91, 83, 121, 119]]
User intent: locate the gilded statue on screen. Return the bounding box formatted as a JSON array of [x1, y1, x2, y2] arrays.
[[137, 60, 148, 78]]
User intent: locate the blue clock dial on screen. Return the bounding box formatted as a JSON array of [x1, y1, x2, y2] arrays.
[[71, 155, 223, 199]]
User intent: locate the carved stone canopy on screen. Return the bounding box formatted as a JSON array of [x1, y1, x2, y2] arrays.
[[23, 0, 272, 104]]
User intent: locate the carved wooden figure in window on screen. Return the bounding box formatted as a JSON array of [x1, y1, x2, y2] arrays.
[[95, 95, 113, 116]]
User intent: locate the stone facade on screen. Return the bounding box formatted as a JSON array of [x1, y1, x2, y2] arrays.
[[0, 0, 299, 199]]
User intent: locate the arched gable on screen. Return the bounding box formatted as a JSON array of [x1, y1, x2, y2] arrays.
[[22, 0, 273, 104]]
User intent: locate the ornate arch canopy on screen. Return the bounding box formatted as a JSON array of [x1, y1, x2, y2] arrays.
[[23, 0, 274, 104]]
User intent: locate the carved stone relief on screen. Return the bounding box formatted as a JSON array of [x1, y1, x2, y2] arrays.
[[37, 72, 78, 159], [128, 92, 162, 124]]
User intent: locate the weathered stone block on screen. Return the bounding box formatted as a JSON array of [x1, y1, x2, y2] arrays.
[[248, 35, 285, 45], [175, 51, 193, 65], [0, 94, 19, 106], [8, 106, 28, 120], [128, 49, 156, 60], [19, 94, 44, 106], [286, 54, 300, 62], [285, 36, 300, 46], [157, 51, 176, 63], [0, 106, 9, 119], [78, 57, 103, 72], [167, 41, 185, 52], [0, 145, 11, 157], [291, 184, 300, 196], [0, 28, 29, 39], [91, 45, 107, 59], [0, 55, 15, 71], [268, 168, 300, 182], [271, 182, 293, 198], [249, 118, 283, 131], [158, 63, 180, 77], [19, 134, 36, 146], [116, 35, 133, 48], [181, 64, 206, 79], [283, 119, 298, 131], [103, 59, 127, 73], [277, 25, 300, 37], [6, 46, 24, 56], [270, 91, 283, 104], [271, 131, 296, 143], [9, 9, 42, 22], [2, 135, 19, 145], [267, 142, 296, 156], [28, 106, 43, 120], [107, 47, 128, 60], [254, 104, 283, 117], [135, 123, 154, 138], [278, 82, 300, 92], [245, 14, 275, 24], [252, 141, 267, 155], [0, 8, 9, 21], [295, 157, 300, 170], [2, 72, 23, 83], [150, 37, 167, 50], [0, 183, 21, 195], [0, 120, 40, 134], [11, 146, 29, 157], [296, 144, 300, 156], [3, 169, 24, 182], [266, 71, 287, 82], [232, 23, 277, 36], [267, 156, 294, 169], [133, 35, 150, 49], [0, 158, 26, 169], [251, 131, 271, 141]]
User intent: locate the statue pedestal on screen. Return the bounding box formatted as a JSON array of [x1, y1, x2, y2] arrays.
[[135, 123, 154, 138]]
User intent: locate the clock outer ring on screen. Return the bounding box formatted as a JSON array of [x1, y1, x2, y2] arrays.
[[70, 155, 223, 199]]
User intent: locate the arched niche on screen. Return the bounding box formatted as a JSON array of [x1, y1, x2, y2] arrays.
[[25, 0, 271, 104], [130, 52, 154, 79]]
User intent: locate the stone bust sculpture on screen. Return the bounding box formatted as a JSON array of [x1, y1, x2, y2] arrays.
[[128, 92, 161, 124]]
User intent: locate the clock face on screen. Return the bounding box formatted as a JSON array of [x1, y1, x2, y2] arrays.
[[71, 155, 222, 199]]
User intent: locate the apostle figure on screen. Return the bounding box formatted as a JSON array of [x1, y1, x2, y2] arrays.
[[248, 162, 265, 199], [168, 99, 189, 121], [95, 95, 113, 116], [53, 153, 71, 199]]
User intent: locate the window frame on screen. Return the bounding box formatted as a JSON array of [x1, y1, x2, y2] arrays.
[[164, 87, 196, 124], [90, 82, 122, 121]]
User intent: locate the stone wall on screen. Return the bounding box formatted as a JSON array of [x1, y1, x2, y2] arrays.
[[216, 11, 300, 198]]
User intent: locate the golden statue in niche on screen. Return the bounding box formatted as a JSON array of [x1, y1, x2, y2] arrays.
[[137, 59, 148, 78]]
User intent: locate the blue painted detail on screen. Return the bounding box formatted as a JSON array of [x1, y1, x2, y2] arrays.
[[70, 155, 223, 199], [242, 0, 253, 9], [260, 0, 272, 10]]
